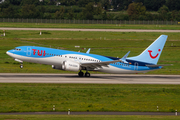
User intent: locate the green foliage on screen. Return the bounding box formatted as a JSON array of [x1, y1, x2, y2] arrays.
[[100, 0, 110, 10], [0, 0, 180, 20], [55, 7, 65, 19], [21, 4, 40, 18], [113, 13, 129, 20], [144, 0, 166, 11], [20, 0, 40, 6], [171, 10, 180, 21], [158, 5, 169, 20], [81, 2, 104, 20], [127, 2, 146, 20], [166, 0, 180, 11], [1, 5, 20, 18]]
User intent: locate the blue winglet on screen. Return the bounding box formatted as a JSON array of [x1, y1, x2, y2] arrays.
[[86, 48, 91, 54], [120, 51, 130, 63]]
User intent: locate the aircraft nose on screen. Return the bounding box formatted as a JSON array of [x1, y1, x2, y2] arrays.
[[6, 51, 10, 55], [6, 50, 14, 57]]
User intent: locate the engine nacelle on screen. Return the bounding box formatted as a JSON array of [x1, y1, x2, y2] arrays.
[[62, 61, 80, 72]]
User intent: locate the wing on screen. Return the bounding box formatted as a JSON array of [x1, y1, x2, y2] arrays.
[[81, 51, 130, 70], [80, 59, 123, 70]]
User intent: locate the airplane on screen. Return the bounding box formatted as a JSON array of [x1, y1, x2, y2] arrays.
[[6, 35, 168, 77]]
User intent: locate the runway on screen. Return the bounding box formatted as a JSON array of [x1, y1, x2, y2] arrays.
[[0, 73, 180, 84], [0, 27, 180, 32]]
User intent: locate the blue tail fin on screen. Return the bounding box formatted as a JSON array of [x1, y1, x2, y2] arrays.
[[128, 35, 168, 64]]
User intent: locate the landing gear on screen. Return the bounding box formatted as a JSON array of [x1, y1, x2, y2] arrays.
[[20, 64, 23, 69], [78, 70, 84, 77], [85, 72, 90, 77], [78, 71, 91, 77]]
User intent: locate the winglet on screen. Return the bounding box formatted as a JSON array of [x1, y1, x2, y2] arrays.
[[120, 51, 130, 63], [86, 48, 91, 54]]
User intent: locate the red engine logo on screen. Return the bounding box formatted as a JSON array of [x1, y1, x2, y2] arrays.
[[148, 49, 161, 59]]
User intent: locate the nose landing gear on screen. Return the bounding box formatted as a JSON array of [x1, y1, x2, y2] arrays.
[[20, 64, 23, 69]]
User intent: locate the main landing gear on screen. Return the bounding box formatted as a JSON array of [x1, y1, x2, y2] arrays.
[[78, 70, 90, 77]]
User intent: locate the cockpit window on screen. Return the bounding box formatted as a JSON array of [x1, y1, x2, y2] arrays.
[[14, 48, 21, 51]]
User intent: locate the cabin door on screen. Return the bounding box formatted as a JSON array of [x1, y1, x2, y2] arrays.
[[134, 62, 138, 71], [27, 47, 31, 56]]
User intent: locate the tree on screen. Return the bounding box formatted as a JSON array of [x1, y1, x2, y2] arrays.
[[78, 0, 95, 7], [166, 0, 180, 11], [21, 4, 40, 18], [127, 2, 146, 20], [66, 9, 74, 19], [82, 2, 94, 19], [21, 0, 40, 6], [55, 7, 65, 19], [60, 0, 76, 6], [0, 0, 10, 9], [100, 0, 110, 10], [122, 0, 133, 10], [94, 3, 102, 15], [144, 0, 166, 11], [2, 5, 20, 18], [170, 10, 180, 21], [8, 0, 21, 5], [158, 5, 169, 20]]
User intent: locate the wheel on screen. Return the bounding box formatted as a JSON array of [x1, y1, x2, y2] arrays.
[[78, 71, 84, 77], [20, 65, 23, 69], [85, 72, 90, 77]]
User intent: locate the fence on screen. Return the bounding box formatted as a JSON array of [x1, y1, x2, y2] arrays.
[[0, 18, 179, 25]]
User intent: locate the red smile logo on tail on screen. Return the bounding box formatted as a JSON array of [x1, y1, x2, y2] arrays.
[[148, 49, 161, 59]]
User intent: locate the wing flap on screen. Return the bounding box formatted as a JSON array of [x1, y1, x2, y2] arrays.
[[81, 59, 123, 69]]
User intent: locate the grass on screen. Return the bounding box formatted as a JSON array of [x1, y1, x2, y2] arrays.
[[1, 22, 180, 30], [0, 31, 180, 74], [1, 24, 180, 118], [0, 84, 180, 112], [0, 115, 180, 120], [1, 30, 180, 40]]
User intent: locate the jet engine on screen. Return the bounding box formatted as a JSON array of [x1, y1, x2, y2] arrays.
[[62, 61, 80, 72]]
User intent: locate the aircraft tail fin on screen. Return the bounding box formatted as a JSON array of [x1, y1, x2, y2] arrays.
[[128, 35, 168, 64]]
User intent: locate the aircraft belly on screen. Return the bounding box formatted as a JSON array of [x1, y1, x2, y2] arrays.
[[98, 65, 143, 74]]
